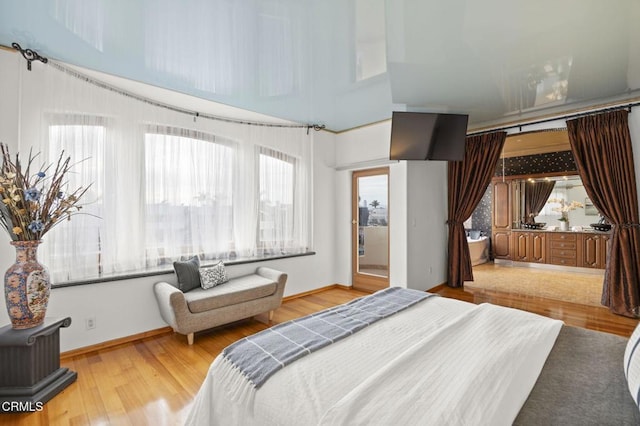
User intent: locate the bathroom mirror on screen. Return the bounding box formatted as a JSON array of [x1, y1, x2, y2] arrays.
[[514, 175, 599, 228]]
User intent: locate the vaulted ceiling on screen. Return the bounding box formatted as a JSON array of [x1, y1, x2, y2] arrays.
[[1, 0, 639, 132]]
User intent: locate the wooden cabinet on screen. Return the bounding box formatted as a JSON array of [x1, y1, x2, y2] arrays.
[[491, 180, 511, 259], [492, 231, 511, 259], [547, 233, 578, 267], [492, 180, 511, 231], [505, 231, 610, 269], [489, 175, 611, 270], [488, 179, 609, 268], [530, 232, 546, 263], [579, 233, 610, 269], [512, 231, 528, 261], [512, 231, 546, 263]]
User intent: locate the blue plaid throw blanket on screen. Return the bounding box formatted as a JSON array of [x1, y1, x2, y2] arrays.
[[221, 287, 435, 390]]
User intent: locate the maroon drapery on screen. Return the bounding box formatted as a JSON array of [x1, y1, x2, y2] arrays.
[[567, 109, 640, 317], [525, 181, 555, 223], [447, 132, 506, 287]]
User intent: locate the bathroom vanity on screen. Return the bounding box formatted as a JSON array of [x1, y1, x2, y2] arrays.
[[507, 229, 610, 269], [491, 176, 611, 270]]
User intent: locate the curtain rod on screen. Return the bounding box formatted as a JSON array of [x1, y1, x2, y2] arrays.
[[4, 42, 325, 132], [468, 101, 639, 136], [48, 61, 325, 132]]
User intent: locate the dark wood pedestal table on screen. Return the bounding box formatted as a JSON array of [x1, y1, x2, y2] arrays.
[[0, 317, 77, 413]]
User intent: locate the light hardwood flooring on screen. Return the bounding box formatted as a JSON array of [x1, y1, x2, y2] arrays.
[[3, 287, 368, 426], [436, 280, 639, 338], [4, 281, 638, 425]]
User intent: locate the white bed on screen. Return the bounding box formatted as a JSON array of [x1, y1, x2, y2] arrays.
[[185, 294, 575, 425]]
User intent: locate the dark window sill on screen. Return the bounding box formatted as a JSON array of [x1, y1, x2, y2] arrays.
[[51, 251, 316, 289]]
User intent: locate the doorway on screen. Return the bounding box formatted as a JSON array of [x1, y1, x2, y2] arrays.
[[476, 129, 606, 305], [352, 167, 389, 292]]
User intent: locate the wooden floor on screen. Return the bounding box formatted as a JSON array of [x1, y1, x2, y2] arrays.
[[435, 284, 639, 338], [4, 281, 638, 425]]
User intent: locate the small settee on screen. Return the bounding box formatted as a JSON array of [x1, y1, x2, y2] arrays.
[[154, 264, 287, 345]]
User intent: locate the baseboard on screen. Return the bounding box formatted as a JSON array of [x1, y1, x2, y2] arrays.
[[60, 326, 173, 360], [282, 283, 352, 302], [62, 284, 354, 359], [427, 283, 449, 293], [334, 283, 352, 290]]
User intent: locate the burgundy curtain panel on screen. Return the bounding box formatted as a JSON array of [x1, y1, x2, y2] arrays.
[[525, 181, 556, 222], [567, 109, 640, 317], [447, 131, 506, 287]]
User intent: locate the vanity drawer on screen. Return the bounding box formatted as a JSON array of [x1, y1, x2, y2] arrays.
[[550, 241, 577, 250], [549, 233, 577, 242], [550, 248, 577, 259], [549, 256, 578, 267]]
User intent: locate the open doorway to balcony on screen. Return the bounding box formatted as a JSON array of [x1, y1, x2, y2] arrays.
[[352, 167, 389, 292]]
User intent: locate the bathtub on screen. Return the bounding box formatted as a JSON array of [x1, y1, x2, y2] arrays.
[[467, 236, 489, 266]]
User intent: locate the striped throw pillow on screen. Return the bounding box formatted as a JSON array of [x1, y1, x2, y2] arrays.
[[624, 322, 640, 407]]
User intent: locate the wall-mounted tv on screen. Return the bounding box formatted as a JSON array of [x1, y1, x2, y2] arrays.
[[389, 112, 469, 161]]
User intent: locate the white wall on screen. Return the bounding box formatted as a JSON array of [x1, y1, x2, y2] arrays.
[[389, 161, 408, 287], [334, 121, 394, 167], [0, 52, 338, 351], [333, 122, 396, 286], [333, 121, 410, 287], [333, 120, 448, 290], [406, 161, 449, 291]]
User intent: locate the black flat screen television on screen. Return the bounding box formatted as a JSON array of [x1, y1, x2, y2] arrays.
[[389, 112, 469, 161]]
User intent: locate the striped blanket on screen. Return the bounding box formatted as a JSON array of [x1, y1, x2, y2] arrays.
[[221, 287, 435, 390]]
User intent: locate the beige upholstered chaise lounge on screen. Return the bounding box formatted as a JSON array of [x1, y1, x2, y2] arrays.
[[154, 266, 287, 345]]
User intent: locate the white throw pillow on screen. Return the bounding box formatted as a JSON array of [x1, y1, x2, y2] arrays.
[[624, 322, 640, 407], [199, 262, 229, 289]]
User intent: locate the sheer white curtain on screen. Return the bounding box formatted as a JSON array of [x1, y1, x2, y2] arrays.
[[144, 126, 235, 265], [258, 146, 309, 255], [230, 125, 312, 258], [9, 52, 312, 283], [45, 116, 106, 280]]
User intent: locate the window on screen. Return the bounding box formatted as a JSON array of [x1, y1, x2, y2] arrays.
[[14, 60, 312, 285], [44, 117, 106, 280], [144, 127, 234, 265], [258, 147, 296, 254], [41, 122, 309, 283]]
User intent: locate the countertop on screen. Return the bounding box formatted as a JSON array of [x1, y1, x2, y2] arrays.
[[512, 227, 611, 234]]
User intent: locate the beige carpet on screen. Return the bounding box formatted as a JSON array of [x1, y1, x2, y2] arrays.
[[465, 262, 604, 306]]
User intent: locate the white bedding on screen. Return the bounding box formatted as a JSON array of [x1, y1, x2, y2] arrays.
[[186, 296, 562, 425]]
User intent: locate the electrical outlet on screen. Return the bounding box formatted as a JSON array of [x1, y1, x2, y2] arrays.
[[86, 316, 96, 330]]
